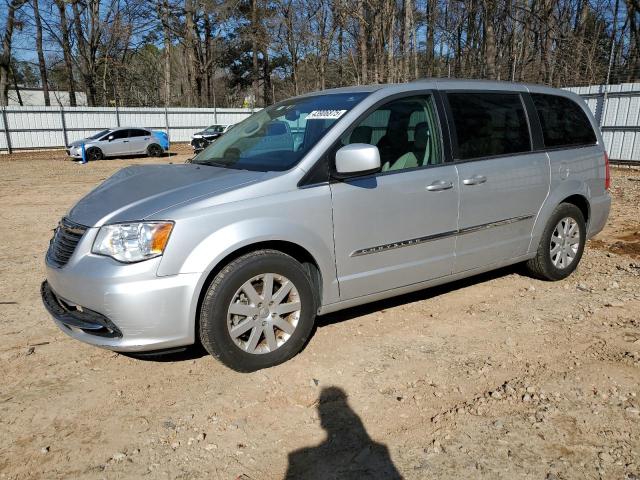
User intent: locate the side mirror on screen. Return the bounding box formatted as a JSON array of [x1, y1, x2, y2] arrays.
[[108, 135, 114, 141], [334, 144, 381, 179]]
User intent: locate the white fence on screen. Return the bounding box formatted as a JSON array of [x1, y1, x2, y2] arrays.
[[0, 106, 255, 153], [3, 85, 640, 162], [565, 83, 640, 163]]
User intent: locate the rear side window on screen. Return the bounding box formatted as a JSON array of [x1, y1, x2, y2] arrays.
[[531, 94, 597, 148], [129, 129, 150, 137], [447, 93, 531, 160]]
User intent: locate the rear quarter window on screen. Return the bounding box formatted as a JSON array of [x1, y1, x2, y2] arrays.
[[447, 92, 531, 160], [531, 94, 597, 148]]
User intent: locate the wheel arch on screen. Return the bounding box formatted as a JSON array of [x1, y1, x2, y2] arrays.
[[529, 181, 592, 254], [192, 240, 325, 344], [560, 193, 590, 225]]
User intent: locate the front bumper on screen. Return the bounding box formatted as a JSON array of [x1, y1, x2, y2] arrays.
[[43, 231, 201, 351], [190, 138, 211, 151], [42, 281, 122, 338], [66, 146, 83, 158]]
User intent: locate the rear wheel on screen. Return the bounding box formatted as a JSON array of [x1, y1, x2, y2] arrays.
[[199, 250, 316, 372], [147, 144, 163, 157], [525, 203, 586, 280], [86, 147, 103, 161]]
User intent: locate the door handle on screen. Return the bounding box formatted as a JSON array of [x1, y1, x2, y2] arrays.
[[426, 180, 454, 191], [123, 140, 129, 143], [463, 175, 487, 185]]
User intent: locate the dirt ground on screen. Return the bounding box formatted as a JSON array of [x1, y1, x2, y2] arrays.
[[0, 150, 639, 480]]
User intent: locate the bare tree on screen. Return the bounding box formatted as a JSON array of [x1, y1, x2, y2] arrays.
[[0, 0, 27, 106], [31, 0, 50, 105]]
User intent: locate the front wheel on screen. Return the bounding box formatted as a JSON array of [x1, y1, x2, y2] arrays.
[[199, 250, 316, 372], [525, 203, 586, 281], [86, 147, 103, 161]]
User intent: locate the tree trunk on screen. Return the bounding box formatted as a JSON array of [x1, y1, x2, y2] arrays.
[[426, 0, 436, 76], [263, 48, 272, 104], [251, 0, 260, 107], [32, 0, 50, 105], [71, 0, 97, 106], [386, 0, 395, 82], [55, 0, 77, 106], [402, 0, 411, 81], [484, 0, 497, 79], [357, 0, 368, 84], [157, 0, 172, 106], [11, 64, 23, 105], [184, 0, 198, 106]]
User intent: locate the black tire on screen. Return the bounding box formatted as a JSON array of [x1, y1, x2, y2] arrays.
[[147, 144, 163, 157], [86, 147, 103, 161], [199, 250, 316, 372], [525, 203, 586, 281]]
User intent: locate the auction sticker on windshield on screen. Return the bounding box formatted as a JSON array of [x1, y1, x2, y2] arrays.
[[306, 110, 347, 120]]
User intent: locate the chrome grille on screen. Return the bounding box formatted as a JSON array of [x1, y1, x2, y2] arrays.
[[47, 218, 87, 267]]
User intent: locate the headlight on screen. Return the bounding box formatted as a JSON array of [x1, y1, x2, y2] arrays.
[[92, 222, 174, 263]]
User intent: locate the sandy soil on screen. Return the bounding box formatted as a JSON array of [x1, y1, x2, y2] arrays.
[[0, 152, 638, 479]]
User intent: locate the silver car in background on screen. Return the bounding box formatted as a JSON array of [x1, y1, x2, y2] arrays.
[[66, 127, 166, 160], [43, 79, 611, 371]]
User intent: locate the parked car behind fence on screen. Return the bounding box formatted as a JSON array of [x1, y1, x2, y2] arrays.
[[66, 127, 169, 161]]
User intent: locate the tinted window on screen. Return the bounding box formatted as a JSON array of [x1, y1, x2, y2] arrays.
[[531, 94, 597, 148], [129, 129, 149, 137], [448, 93, 531, 160], [341, 95, 443, 171], [103, 130, 128, 141]]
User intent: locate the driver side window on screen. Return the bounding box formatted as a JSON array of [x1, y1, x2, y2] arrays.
[[102, 130, 128, 141], [341, 95, 443, 172]]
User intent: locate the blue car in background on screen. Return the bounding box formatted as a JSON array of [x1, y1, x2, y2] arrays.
[[66, 127, 170, 161]]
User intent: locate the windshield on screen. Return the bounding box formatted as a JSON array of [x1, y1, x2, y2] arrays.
[[192, 92, 368, 171], [89, 129, 111, 140], [204, 125, 225, 133]]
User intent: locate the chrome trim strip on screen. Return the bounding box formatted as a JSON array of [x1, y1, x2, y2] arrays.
[[350, 214, 534, 257]]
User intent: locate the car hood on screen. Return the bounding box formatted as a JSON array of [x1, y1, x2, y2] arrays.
[[68, 138, 95, 148], [193, 130, 220, 137], [67, 163, 271, 227]]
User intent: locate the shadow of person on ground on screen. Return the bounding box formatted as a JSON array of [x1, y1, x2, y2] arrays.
[[285, 386, 402, 479]]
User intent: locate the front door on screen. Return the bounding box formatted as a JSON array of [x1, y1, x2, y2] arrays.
[[444, 91, 550, 273], [101, 129, 130, 157], [330, 94, 459, 300]]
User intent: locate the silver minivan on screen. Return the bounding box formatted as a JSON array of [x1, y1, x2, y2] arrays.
[[66, 127, 166, 160], [43, 80, 611, 371]]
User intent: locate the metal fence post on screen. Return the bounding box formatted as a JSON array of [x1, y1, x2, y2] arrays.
[[1, 107, 12, 154], [60, 106, 69, 147]]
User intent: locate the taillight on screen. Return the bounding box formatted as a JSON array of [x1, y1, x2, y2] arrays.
[[604, 152, 611, 191]]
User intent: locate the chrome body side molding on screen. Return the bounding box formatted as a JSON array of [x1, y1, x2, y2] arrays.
[[350, 214, 534, 257]]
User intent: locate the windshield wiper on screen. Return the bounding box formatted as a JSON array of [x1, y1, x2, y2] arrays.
[[196, 159, 229, 168], [195, 159, 252, 171]]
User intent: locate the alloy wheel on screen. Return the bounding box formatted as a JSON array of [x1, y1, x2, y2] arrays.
[[226, 273, 301, 354], [549, 216, 580, 269]]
